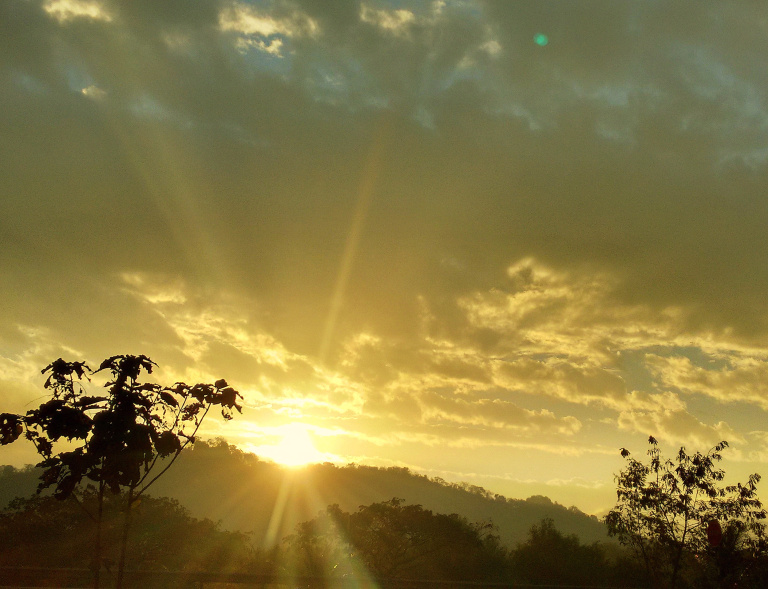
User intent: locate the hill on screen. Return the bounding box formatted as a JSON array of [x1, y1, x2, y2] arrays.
[[0, 439, 608, 548]]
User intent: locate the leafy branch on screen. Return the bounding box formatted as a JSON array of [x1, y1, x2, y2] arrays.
[[0, 354, 243, 589]]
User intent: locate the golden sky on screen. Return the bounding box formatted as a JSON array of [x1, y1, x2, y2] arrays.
[[2, 0, 768, 514]]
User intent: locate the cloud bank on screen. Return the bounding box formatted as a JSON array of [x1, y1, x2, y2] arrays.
[[3, 0, 768, 511]]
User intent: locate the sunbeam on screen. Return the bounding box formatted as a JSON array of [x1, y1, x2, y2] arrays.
[[318, 115, 393, 363]]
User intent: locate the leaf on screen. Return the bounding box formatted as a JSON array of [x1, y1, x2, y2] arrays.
[[30, 404, 93, 441], [0, 413, 23, 445], [155, 431, 182, 457], [219, 387, 238, 407], [170, 382, 189, 396], [126, 424, 153, 454], [189, 384, 211, 403], [97, 356, 120, 373], [159, 390, 179, 407], [182, 403, 203, 421]]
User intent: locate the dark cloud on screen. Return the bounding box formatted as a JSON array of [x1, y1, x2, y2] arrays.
[[2, 0, 767, 348], [3, 0, 768, 507]]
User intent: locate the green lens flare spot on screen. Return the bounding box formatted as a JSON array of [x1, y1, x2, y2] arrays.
[[534, 33, 549, 46]]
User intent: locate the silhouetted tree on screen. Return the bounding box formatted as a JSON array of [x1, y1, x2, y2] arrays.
[[510, 517, 610, 586], [283, 513, 350, 579], [0, 488, 255, 585], [605, 436, 767, 589], [0, 355, 242, 588], [285, 498, 508, 581]]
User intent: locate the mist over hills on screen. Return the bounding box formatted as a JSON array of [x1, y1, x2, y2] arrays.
[[0, 439, 607, 548]]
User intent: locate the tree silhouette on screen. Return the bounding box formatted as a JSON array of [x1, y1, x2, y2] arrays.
[[605, 436, 767, 588], [510, 517, 605, 586], [285, 498, 508, 581], [0, 488, 254, 575], [0, 355, 242, 588]]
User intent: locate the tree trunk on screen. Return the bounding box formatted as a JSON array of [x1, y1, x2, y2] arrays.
[[670, 541, 685, 589], [92, 482, 105, 589], [116, 486, 135, 589]]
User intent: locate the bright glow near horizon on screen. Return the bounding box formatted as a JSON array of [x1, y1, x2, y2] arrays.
[[249, 423, 329, 468]]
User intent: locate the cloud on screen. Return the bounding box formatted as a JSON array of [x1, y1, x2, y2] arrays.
[[3, 0, 768, 496], [490, 358, 626, 407], [81, 84, 107, 100], [359, 4, 415, 35], [647, 353, 768, 409], [43, 0, 112, 23], [218, 1, 320, 46], [617, 406, 742, 448], [419, 393, 582, 434], [5, 0, 768, 348]]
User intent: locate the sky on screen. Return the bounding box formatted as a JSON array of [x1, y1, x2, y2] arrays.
[[2, 0, 768, 515]]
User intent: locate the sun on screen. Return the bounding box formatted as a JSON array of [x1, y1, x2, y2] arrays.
[[262, 422, 326, 467]]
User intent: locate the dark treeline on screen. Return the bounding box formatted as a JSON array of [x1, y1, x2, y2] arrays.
[[0, 440, 639, 586], [281, 498, 645, 587], [0, 490, 645, 587], [0, 488, 255, 574], [11, 438, 768, 587]]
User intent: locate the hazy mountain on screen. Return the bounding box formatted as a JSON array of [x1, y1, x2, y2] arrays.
[[0, 465, 44, 509], [0, 440, 607, 548]]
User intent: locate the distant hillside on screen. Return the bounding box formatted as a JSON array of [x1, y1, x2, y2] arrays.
[[0, 440, 608, 548]]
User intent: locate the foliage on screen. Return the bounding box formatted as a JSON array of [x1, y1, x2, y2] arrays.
[[0, 464, 42, 510], [0, 355, 243, 588], [508, 517, 647, 587], [284, 498, 508, 581], [0, 488, 255, 574], [1, 356, 242, 499], [0, 460, 659, 587], [510, 517, 607, 586], [604, 436, 767, 588]]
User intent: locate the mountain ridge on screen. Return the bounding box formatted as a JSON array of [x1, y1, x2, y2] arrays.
[[0, 439, 608, 548]]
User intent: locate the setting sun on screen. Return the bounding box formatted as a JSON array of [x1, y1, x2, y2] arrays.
[[257, 423, 328, 468]]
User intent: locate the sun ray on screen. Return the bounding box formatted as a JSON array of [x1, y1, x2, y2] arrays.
[[319, 115, 393, 362], [264, 471, 294, 546]]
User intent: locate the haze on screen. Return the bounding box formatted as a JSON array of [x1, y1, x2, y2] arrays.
[[2, 0, 768, 515]]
